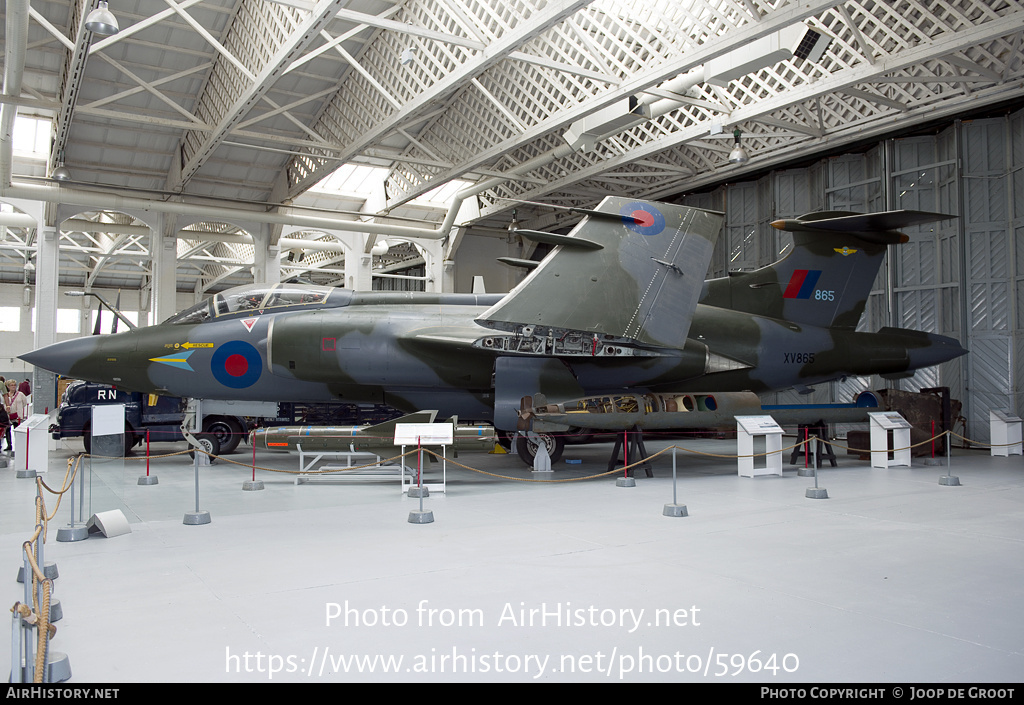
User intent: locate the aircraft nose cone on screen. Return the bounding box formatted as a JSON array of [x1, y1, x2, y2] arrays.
[[19, 336, 102, 377], [907, 333, 968, 370]]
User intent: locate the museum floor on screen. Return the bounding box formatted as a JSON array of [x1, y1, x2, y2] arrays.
[[2, 433, 1022, 683]]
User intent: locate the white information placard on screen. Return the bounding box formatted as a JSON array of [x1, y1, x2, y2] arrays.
[[736, 415, 783, 434], [394, 422, 454, 446], [92, 404, 125, 436]]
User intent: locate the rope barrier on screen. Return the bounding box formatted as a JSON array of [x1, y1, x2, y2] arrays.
[[53, 425, 1013, 488]]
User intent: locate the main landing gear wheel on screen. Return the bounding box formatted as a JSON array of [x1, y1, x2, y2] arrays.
[[515, 433, 564, 466], [203, 417, 243, 454]]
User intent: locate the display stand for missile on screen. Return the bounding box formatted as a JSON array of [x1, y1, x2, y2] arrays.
[[736, 416, 784, 478], [990, 410, 1022, 457], [868, 412, 911, 468], [294, 444, 388, 484]]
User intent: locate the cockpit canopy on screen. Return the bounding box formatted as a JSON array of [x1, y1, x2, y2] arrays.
[[163, 283, 350, 324]]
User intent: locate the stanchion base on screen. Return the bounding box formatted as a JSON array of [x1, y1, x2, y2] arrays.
[[663, 503, 688, 517], [242, 480, 264, 491], [15, 469, 37, 478], [939, 475, 961, 486], [407, 486, 429, 498], [56, 525, 90, 542], [17, 561, 58, 583], [615, 477, 636, 487], [0, 457, 8, 469], [796, 467, 816, 477], [183, 510, 212, 525], [138, 475, 159, 485], [805, 487, 829, 499], [42, 651, 72, 683], [50, 598, 62, 623], [408, 510, 434, 524], [924, 458, 943, 466]]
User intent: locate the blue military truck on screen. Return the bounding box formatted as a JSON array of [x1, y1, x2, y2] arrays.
[[50, 380, 403, 456], [50, 380, 249, 455]]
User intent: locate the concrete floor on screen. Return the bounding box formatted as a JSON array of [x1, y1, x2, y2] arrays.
[[2, 433, 1023, 683]]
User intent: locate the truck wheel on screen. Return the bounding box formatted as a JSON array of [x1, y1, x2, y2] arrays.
[[515, 433, 564, 466], [188, 432, 221, 460], [203, 417, 242, 454]]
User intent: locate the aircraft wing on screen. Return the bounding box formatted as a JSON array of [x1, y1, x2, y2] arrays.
[[476, 197, 723, 350]]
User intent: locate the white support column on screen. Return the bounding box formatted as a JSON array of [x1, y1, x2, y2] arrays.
[[346, 246, 373, 291], [150, 212, 178, 324], [33, 224, 59, 414], [252, 223, 279, 285], [414, 239, 445, 293], [441, 226, 467, 293], [5, 198, 47, 412]]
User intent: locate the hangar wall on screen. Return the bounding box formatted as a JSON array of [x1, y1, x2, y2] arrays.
[[684, 111, 1024, 444]]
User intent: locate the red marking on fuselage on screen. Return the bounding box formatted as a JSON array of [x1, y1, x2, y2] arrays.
[[225, 353, 248, 377]]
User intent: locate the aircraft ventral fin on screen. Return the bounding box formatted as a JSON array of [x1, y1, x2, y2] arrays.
[[477, 197, 723, 350]]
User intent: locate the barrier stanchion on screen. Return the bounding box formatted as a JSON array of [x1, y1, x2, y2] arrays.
[[663, 445, 687, 517], [925, 420, 942, 467], [616, 429, 636, 487], [408, 435, 434, 524], [138, 429, 158, 485], [183, 446, 211, 525], [243, 433, 264, 491], [805, 449, 828, 499], [939, 431, 960, 486]]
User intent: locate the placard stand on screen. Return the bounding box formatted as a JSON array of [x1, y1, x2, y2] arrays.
[[395, 422, 453, 495], [735, 415, 784, 478], [990, 410, 1022, 456], [14, 414, 50, 478], [868, 412, 912, 468]]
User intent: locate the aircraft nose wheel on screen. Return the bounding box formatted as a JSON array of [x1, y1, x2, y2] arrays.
[[187, 432, 221, 461], [515, 432, 564, 466]]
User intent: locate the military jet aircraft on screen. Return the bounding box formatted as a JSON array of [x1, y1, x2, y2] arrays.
[[21, 196, 966, 463]]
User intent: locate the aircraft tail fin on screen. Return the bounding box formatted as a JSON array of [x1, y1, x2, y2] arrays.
[[700, 210, 956, 330], [477, 197, 723, 349]]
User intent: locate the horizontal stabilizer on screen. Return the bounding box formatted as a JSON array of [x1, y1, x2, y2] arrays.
[[773, 210, 956, 244], [497, 257, 539, 270], [496, 197, 643, 223], [514, 229, 603, 250], [478, 197, 723, 349]]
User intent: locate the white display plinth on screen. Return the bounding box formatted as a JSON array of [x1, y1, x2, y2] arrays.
[[14, 414, 51, 475], [868, 412, 912, 468], [736, 415, 784, 478], [990, 410, 1022, 456]]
